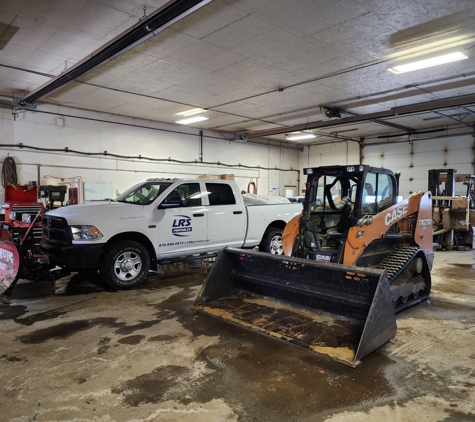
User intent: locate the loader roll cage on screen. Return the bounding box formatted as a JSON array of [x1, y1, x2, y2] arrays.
[[299, 165, 399, 262]]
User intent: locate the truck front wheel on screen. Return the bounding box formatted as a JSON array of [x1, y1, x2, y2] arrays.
[[259, 228, 284, 255], [101, 241, 150, 289]]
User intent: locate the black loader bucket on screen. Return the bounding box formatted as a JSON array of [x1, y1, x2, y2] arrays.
[[192, 248, 397, 367]]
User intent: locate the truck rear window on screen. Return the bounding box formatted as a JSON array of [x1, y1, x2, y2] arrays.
[[205, 183, 236, 206]]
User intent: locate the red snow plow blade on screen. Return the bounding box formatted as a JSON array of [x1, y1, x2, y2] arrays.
[[0, 240, 20, 295]]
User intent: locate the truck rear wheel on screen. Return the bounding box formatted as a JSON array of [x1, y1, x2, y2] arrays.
[[101, 241, 150, 289], [259, 228, 283, 255]]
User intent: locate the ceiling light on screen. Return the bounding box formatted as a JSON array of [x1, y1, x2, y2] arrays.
[[175, 108, 205, 117], [286, 133, 317, 141], [176, 115, 209, 125], [388, 51, 468, 74]]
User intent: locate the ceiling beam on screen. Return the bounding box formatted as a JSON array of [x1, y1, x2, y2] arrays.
[[342, 110, 415, 132], [16, 0, 212, 107], [247, 94, 475, 139], [431, 110, 474, 127]]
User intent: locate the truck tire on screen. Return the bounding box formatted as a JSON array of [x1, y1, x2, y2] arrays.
[[101, 241, 150, 289], [259, 228, 284, 255]]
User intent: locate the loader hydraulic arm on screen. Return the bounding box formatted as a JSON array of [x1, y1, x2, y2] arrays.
[[343, 191, 433, 266]]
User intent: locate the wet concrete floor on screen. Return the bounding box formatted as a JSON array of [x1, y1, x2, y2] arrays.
[[1, 251, 475, 421]]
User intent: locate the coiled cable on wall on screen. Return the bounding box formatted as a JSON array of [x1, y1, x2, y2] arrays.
[[2, 156, 18, 187]]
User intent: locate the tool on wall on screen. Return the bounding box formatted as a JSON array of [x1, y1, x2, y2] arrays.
[[2, 156, 18, 187]]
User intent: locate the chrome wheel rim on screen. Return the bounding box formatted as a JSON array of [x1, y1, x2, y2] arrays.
[[270, 234, 283, 255], [114, 251, 142, 281]]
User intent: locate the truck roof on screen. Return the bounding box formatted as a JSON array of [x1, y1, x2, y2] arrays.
[[145, 178, 234, 183]]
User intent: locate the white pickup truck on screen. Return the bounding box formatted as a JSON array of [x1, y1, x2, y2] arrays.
[[40, 178, 302, 289]]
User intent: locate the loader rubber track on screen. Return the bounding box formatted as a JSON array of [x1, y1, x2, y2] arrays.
[[375, 246, 431, 314]]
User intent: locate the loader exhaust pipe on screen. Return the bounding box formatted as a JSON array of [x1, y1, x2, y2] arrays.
[[193, 247, 397, 367]]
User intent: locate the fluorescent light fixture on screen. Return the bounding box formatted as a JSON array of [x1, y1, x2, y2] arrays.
[[388, 51, 468, 74], [176, 115, 209, 125], [175, 108, 205, 117], [286, 133, 317, 141]]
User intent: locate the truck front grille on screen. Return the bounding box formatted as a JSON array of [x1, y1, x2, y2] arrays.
[[43, 216, 70, 245]]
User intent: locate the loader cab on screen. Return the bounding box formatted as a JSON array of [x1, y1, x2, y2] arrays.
[[300, 165, 398, 263]]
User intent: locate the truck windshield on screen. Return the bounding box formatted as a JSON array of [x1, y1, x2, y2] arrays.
[[115, 182, 172, 205]]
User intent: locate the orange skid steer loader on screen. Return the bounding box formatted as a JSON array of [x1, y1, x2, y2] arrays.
[[193, 165, 433, 367]]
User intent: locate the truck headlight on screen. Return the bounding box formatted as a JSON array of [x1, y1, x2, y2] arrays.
[[71, 225, 103, 240]]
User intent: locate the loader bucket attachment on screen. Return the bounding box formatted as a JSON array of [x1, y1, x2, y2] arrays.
[[0, 240, 20, 295], [192, 248, 397, 367]]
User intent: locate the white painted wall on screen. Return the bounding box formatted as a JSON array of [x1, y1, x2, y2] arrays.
[[0, 104, 300, 203], [298, 135, 475, 199], [298, 141, 360, 194]]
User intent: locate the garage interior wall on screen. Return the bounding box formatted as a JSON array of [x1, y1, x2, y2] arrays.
[[299, 135, 475, 198], [300, 141, 360, 171], [0, 105, 300, 203]]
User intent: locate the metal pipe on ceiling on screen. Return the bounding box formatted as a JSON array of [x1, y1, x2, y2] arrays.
[[363, 131, 474, 147], [16, 0, 212, 107], [376, 128, 446, 139]]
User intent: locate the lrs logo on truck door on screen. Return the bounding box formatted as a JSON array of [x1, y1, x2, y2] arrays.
[[172, 215, 192, 236]]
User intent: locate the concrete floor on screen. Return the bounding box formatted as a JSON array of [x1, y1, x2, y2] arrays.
[[1, 251, 475, 422]]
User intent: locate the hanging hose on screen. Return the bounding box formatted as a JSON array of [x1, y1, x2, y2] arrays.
[[2, 156, 18, 187], [247, 180, 257, 194]]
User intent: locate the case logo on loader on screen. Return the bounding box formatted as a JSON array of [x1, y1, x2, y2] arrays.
[[172, 215, 192, 237], [385, 203, 408, 226]]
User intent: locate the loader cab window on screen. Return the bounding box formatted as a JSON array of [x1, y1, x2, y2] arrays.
[[362, 172, 394, 215], [316, 176, 337, 211], [312, 176, 350, 212], [307, 175, 354, 248]]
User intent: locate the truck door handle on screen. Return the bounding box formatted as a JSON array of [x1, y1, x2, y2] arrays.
[[193, 213, 204, 217], [233, 211, 243, 214]]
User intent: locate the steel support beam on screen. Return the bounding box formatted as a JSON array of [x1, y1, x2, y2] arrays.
[[247, 94, 475, 139], [432, 110, 473, 127], [342, 110, 415, 132]]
